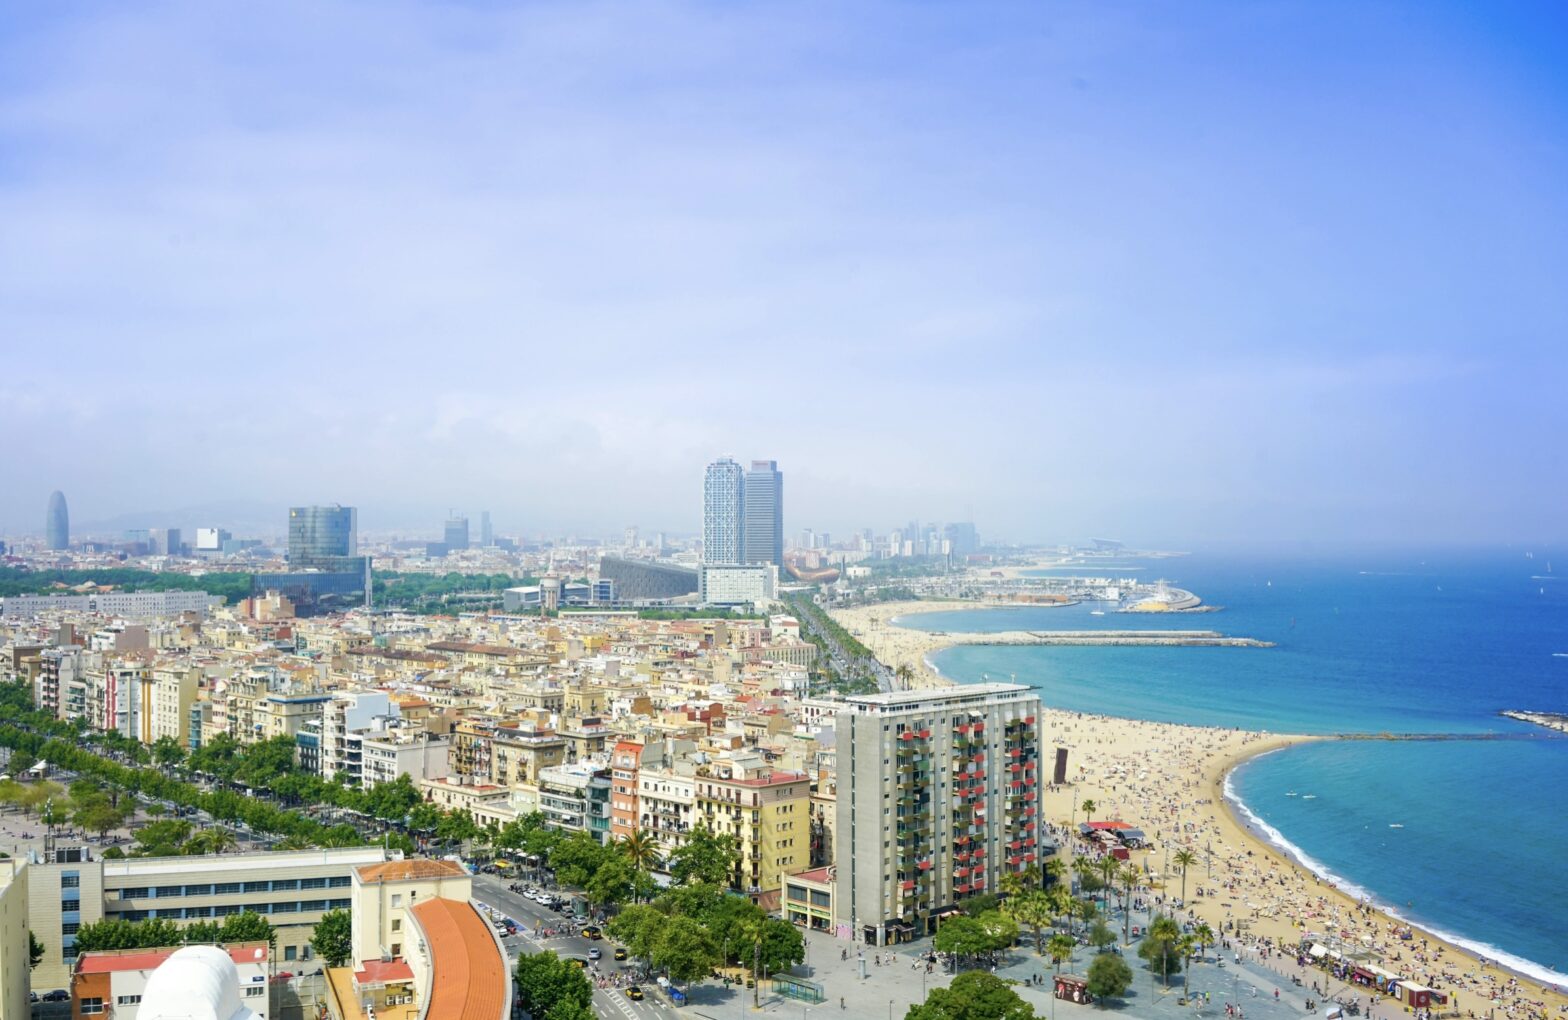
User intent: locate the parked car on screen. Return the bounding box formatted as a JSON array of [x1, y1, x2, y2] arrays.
[[43, 989, 71, 1002]]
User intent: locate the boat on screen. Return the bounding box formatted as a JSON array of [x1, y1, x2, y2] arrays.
[[1302, 794, 1317, 800], [1286, 791, 1298, 797], [1089, 610, 1105, 616], [1389, 823, 1404, 829]]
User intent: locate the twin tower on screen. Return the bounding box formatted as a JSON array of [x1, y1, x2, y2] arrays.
[[703, 458, 782, 566]]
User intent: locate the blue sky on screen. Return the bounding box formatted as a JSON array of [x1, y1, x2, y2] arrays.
[[2, 1, 1566, 544]]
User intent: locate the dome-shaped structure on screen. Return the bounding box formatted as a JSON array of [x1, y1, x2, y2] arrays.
[[140, 945, 261, 1020]]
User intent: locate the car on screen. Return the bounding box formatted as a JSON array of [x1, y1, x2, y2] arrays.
[[627, 986, 644, 1001], [571, 914, 589, 925], [588, 947, 602, 960], [276, 971, 294, 981], [43, 989, 71, 1002], [582, 926, 602, 940], [613, 947, 628, 961], [568, 958, 587, 969]]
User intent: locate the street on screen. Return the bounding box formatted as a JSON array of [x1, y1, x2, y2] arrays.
[[471, 874, 670, 1020]]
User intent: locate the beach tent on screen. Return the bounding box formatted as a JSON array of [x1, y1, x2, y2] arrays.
[[1308, 945, 1328, 959]]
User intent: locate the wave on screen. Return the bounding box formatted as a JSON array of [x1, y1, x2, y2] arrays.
[[1225, 758, 1565, 987]]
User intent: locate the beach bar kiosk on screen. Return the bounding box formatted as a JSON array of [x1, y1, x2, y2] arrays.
[[1054, 975, 1092, 1005], [1393, 983, 1447, 1009]]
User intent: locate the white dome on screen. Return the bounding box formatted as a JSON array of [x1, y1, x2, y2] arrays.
[[141, 945, 262, 1020]]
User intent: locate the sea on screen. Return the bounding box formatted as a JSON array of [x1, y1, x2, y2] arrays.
[[897, 549, 1568, 984]]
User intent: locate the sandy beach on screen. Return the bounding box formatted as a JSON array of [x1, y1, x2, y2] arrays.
[[830, 601, 1568, 1019]]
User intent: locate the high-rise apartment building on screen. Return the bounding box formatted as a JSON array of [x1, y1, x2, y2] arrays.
[[742, 460, 783, 566], [287, 505, 357, 564], [703, 458, 745, 563], [833, 684, 1045, 946], [444, 514, 470, 551], [47, 490, 70, 550]]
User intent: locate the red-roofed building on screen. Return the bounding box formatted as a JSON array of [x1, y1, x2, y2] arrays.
[[72, 942, 270, 1020]]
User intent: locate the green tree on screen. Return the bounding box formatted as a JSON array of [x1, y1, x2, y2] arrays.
[[606, 904, 664, 961], [1004, 889, 1054, 952], [310, 909, 353, 967], [620, 827, 661, 897], [667, 825, 739, 888], [29, 929, 43, 969], [1137, 914, 1184, 986], [1088, 919, 1116, 953], [515, 950, 593, 1019], [1080, 799, 1096, 825], [586, 854, 633, 908], [218, 911, 276, 950], [1042, 856, 1067, 889], [151, 736, 186, 768], [905, 971, 1034, 1020], [549, 831, 609, 890], [1086, 952, 1133, 1004], [545, 1002, 597, 1020], [74, 800, 126, 840], [1046, 933, 1075, 974], [932, 915, 992, 964], [1171, 848, 1198, 904], [743, 916, 805, 977], [651, 915, 722, 986]]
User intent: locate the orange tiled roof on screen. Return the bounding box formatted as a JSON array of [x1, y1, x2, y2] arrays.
[[356, 858, 466, 884], [410, 898, 507, 1020]]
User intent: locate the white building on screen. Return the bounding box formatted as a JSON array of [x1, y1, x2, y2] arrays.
[[76, 943, 269, 1020], [360, 730, 451, 789], [699, 563, 778, 608], [0, 591, 222, 618]]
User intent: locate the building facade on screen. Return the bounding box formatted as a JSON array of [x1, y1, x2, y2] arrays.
[[288, 505, 357, 563], [698, 563, 778, 608], [694, 770, 810, 906], [47, 490, 70, 550], [741, 460, 783, 566], [833, 684, 1044, 946], [0, 858, 29, 1019], [703, 458, 745, 564]]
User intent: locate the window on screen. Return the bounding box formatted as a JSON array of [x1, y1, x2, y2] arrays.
[[187, 906, 212, 918], [391, 918, 401, 932], [328, 875, 351, 887], [301, 877, 327, 889], [390, 894, 403, 908], [247, 903, 272, 915], [273, 879, 300, 891], [243, 881, 270, 893], [391, 942, 401, 956], [117, 995, 143, 1006], [246, 986, 265, 997], [81, 999, 105, 1015], [273, 901, 299, 914], [61, 897, 80, 912], [215, 883, 241, 895], [155, 885, 183, 897], [61, 875, 80, 889], [120, 886, 149, 898], [284, 945, 297, 961], [331, 898, 351, 910], [214, 904, 240, 917], [302, 900, 326, 912], [61, 921, 79, 935], [185, 884, 213, 896]]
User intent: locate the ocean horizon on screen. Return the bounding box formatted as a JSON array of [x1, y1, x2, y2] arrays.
[[900, 548, 1568, 984]]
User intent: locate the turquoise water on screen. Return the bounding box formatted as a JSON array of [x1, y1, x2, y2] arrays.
[[905, 550, 1568, 981]]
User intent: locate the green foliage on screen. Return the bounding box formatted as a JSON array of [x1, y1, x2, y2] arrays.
[[29, 930, 43, 969], [1003, 889, 1055, 951], [1086, 951, 1133, 1002], [606, 905, 664, 961], [1088, 919, 1116, 951], [373, 571, 532, 613], [545, 1002, 598, 1020], [961, 893, 1002, 918], [905, 971, 1035, 1020], [151, 736, 185, 767], [1137, 914, 1184, 984], [585, 854, 633, 908], [74, 918, 186, 953], [514, 951, 593, 1018], [0, 566, 252, 604], [1047, 934, 1075, 972], [666, 825, 740, 888], [311, 910, 353, 967], [651, 915, 722, 986], [934, 911, 1017, 964]]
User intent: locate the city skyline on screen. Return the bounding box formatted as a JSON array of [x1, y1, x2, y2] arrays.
[[3, 3, 1566, 545]]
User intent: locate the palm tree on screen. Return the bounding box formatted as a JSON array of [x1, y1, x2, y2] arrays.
[[895, 664, 914, 690], [1120, 862, 1141, 945], [1147, 915, 1182, 987], [621, 828, 661, 899], [1046, 886, 1075, 936], [1096, 856, 1120, 913], [1193, 923, 1214, 962], [1171, 848, 1198, 904], [1047, 933, 1075, 975], [1080, 799, 1096, 825], [1179, 934, 1199, 999], [999, 870, 1025, 901], [1043, 856, 1067, 889], [1072, 854, 1096, 897], [274, 834, 318, 851]]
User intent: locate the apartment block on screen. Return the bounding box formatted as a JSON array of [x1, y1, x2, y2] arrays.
[[694, 769, 810, 906], [0, 858, 29, 1020], [833, 684, 1044, 946]]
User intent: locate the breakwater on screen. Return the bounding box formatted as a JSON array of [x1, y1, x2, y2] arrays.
[[1500, 709, 1568, 735], [927, 628, 1274, 648]]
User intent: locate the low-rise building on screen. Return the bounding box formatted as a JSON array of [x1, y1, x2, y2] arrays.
[[72, 942, 270, 1020]]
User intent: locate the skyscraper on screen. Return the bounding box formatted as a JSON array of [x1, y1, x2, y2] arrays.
[[444, 514, 470, 551], [703, 458, 745, 564], [288, 505, 357, 565], [480, 511, 492, 548], [742, 460, 783, 566], [45, 491, 70, 550]]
